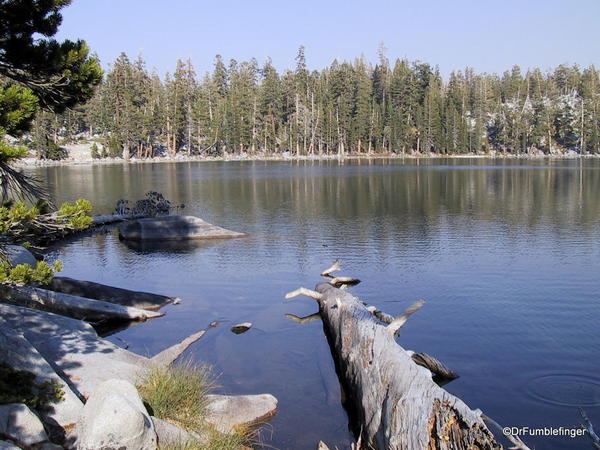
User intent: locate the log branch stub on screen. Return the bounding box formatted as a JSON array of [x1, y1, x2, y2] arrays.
[[580, 408, 600, 450], [284, 287, 323, 301], [321, 259, 342, 277], [411, 352, 459, 381], [285, 312, 321, 324], [328, 276, 361, 288], [482, 414, 531, 450], [387, 299, 426, 336]]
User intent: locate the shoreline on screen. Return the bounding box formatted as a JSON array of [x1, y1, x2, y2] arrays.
[[15, 151, 595, 169]]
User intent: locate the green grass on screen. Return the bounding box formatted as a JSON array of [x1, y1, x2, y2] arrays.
[[138, 361, 252, 450]]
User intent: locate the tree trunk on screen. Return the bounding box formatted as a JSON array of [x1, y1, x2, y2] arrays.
[[0, 285, 163, 323], [287, 280, 501, 449]]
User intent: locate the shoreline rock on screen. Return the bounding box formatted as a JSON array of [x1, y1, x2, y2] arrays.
[[76, 379, 157, 450], [118, 215, 246, 241], [15, 150, 597, 169]]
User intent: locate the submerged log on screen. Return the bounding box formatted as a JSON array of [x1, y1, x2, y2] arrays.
[[0, 284, 163, 323], [46, 276, 178, 311], [286, 270, 501, 449]]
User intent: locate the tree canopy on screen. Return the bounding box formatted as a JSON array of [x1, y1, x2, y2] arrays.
[[0, 0, 102, 198], [51, 49, 600, 159]]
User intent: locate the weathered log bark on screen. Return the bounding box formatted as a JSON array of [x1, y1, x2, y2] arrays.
[[0, 285, 163, 323], [91, 213, 147, 226], [46, 276, 178, 311], [288, 281, 501, 449]]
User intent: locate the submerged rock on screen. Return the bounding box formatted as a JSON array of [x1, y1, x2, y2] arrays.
[[230, 322, 253, 334], [4, 245, 37, 267], [0, 403, 48, 447], [204, 394, 278, 433], [118, 215, 246, 241], [76, 379, 157, 450]]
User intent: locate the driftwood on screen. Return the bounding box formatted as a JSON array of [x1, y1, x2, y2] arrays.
[[580, 409, 600, 449], [46, 276, 178, 311], [285, 262, 502, 449], [0, 284, 163, 323], [91, 213, 147, 226]]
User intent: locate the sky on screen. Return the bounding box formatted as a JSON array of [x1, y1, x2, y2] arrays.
[[55, 0, 600, 79]]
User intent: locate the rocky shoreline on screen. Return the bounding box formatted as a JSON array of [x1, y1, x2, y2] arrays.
[[0, 217, 275, 449], [14, 148, 593, 169]]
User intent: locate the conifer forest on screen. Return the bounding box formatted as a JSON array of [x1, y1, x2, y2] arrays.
[[32, 47, 600, 159]]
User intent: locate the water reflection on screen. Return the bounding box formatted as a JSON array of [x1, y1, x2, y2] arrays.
[[37, 158, 600, 450]]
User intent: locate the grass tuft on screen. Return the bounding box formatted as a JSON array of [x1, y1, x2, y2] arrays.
[[138, 360, 213, 432], [138, 361, 254, 450]]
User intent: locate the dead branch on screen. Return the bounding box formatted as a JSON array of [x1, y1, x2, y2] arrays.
[[409, 352, 459, 381], [328, 276, 361, 287], [387, 300, 426, 336], [284, 287, 323, 301], [580, 408, 600, 449], [285, 312, 321, 324], [482, 414, 531, 450], [321, 259, 341, 277]]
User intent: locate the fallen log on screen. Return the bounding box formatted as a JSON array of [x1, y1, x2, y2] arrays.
[[285, 264, 502, 449], [0, 284, 163, 323], [91, 213, 147, 226], [46, 276, 178, 311]]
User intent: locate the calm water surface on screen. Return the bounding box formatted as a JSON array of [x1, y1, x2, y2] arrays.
[[33, 158, 600, 449]]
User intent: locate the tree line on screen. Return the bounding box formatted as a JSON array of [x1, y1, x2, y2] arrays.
[[31, 47, 600, 159]]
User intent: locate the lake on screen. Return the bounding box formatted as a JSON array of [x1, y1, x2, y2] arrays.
[[32, 158, 600, 449]]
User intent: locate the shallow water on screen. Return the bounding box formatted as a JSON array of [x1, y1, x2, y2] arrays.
[[34, 158, 600, 449]]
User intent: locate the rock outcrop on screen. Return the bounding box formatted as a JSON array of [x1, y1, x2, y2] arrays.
[[75, 379, 157, 450], [205, 394, 278, 433], [0, 403, 49, 447], [118, 215, 246, 241], [4, 245, 37, 267]]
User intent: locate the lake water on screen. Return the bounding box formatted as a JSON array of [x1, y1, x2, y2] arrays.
[[33, 158, 600, 449]]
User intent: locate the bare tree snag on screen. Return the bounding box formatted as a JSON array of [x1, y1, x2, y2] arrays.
[[289, 276, 501, 449]]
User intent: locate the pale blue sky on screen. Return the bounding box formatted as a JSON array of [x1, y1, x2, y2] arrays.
[[55, 0, 600, 78]]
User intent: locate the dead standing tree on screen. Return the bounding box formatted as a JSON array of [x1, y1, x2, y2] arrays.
[[285, 260, 524, 450]]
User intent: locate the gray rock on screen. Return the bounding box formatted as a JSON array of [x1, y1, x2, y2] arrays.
[[0, 403, 48, 446], [118, 215, 246, 241], [4, 245, 37, 267], [0, 319, 84, 431], [76, 379, 157, 450], [205, 394, 278, 433], [0, 441, 20, 450], [151, 416, 207, 447], [230, 322, 252, 334], [0, 303, 153, 401]]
